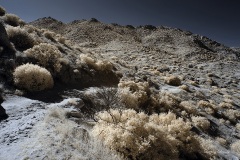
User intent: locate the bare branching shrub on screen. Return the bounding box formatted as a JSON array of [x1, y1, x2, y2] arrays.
[[118, 81, 149, 109], [231, 140, 240, 157], [165, 75, 181, 86], [6, 26, 35, 51], [0, 6, 6, 16], [24, 43, 62, 73], [78, 54, 113, 71], [13, 63, 54, 91], [191, 116, 210, 130], [3, 13, 25, 26], [80, 87, 121, 119], [92, 109, 206, 159]]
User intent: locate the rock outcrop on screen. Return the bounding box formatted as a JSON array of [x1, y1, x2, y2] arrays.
[[0, 91, 8, 121], [0, 22, 15, 58]]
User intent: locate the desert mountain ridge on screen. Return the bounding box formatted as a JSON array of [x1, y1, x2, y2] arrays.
[[0, 6, 240, 160]]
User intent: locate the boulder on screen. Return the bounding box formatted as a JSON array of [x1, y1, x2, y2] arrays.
[[0, 95, 8, 121], [0, 105, 8, 121]]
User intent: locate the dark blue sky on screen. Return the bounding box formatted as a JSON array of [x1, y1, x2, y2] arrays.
[[1, 0, 240, 47]]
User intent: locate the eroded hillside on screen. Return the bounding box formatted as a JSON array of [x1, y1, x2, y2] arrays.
[[0, 6, 240, 160]]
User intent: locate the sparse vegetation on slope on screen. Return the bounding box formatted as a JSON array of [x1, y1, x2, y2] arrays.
[[0, 5, 239, 160]]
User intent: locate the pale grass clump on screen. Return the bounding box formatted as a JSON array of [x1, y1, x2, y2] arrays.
[[118, 81, 149, 109], [13, 63, 54, 91], [191, 116, 210, 130], [78, 54, 113, 71], [24, 43, 62, 73], [6, 26, 35, 51], [231, 140, 240, 157], [164, 75, 181, 86], [179, 101, 198, 115], [3, 13, 25, 26], [92, 109, 193, 159]]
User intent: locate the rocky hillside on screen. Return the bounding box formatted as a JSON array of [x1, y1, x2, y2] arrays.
[[0, 6, 240, 160], [30, 17, 240, 61]]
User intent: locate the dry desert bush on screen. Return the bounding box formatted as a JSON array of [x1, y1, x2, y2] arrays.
[[164, 75, 181, 86], [43, 30, 57, 42], [179, 101, 198, 115], [6, 26, 35, 51], [92, 109, 212, 159], [31, 107, 123, 160], [13, 63, 54, 91], [3, 13, 24, 26], [191, 116, 210, 131], [223, 109, 240, 122], [78, 54, 113, 71], [118, 81, 149, 109], [231, 140, 240, 157], [24, 43, 62, 73], [159, 92, 182, 110]]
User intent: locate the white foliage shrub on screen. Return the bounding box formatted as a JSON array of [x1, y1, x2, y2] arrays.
[[13, 63, 54, 91], [79, 54, 113, 71], [118, 81, 149, 109], [92, 109, 194, 159], [24, 43, 62, 72]]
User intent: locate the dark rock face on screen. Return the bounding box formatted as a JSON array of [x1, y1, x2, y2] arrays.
[[0, 22, 16, 84], [0, 22, 16, 58], [0, 95, 8, 121]]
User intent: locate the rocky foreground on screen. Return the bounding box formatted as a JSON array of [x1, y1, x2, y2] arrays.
[[0, 6, 240, 160]]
